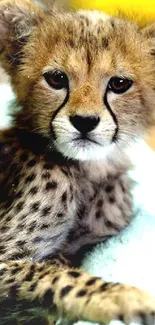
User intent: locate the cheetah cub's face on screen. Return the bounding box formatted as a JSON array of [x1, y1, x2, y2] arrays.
[[0, 0, 155, 160]]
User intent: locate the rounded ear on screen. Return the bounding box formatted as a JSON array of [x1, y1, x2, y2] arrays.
[[0, 0, 44, 68], [38, 0, 69, 10], [141, 21, 155, 38], [141, 22, 155, 60]]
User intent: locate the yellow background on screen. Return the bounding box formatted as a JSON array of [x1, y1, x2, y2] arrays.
[[71, 0, 155, 25]]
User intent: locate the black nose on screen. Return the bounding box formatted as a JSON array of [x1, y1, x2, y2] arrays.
[[70, 115, 100, 133]]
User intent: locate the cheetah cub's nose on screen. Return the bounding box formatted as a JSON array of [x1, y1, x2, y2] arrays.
[[70, 115, 100, 134]]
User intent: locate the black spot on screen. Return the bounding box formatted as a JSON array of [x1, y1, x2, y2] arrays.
[[52, 276, 59, 285], [118, 314, 125, 322], [15, 190, 23, 199], [69, 184, 73, 200], [68, 39, 74, 48], [99, 282, 111, 291], [86, 277, 99, 286], [85, 298, 91, 305], [29, 186, 38, 195], [9, 252, 25, 260], [0, 245, 6, 254], [60, 285, 73, 298], [102, 37, 109, 49], [27, 158, 37, 167], [68, 271, 80, 278], [16, 240, 25, 247], [5, 278, 15, 284], [5, 234, 13, 241], [25, 271, 34, 282], [97, 199, 103, 207], [151, 49, 155, 56], [76, 289, 87, 297], [20, 152, 29, 162], [0, 268, 7, 276], [109, 196, 115, 203], [43, 162, 54, 170], [40, 224, 49, 230], [0, 226, 9, 232], [43, 289, 54, 307], [32, 236, 42, 243], [25, 173, 36, 184], [28, 221, 37, 232], [120, 182, 125, 193], [61, 167, 70, 177], [38, 266, 44, 272], [57, 213, 64, 218], [87, 51, 91, 67], [29, 282, 38, 292], [41, 206, 51, 216], [15, 201, 24, 212], [105, 219, 119, 231], [38, 271, 50, 280], [16, 222, 24, 231], [95, 211, 102, 219], [110, 19, 115, 28], [62, 191, 67, 202], [77, 204, 86, 220], [11, 267, 22, 275], [42, 172, 50, 180], [31, 202, 40, 212], [137, 312, 147, 325], [105, 185, 113, 192], [46, 181, 57, 190], [89, 195, 95, 202]]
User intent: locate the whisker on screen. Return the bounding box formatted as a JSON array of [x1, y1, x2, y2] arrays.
[[31, 126, 45, 133], [120, 130, 144, 141]]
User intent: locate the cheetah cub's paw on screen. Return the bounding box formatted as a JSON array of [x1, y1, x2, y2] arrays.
[[58, 275, 155, 325], [87, 284, 155, 325]]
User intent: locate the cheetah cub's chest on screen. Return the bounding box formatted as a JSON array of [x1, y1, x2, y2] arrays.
[[0, 147, 132, 261]]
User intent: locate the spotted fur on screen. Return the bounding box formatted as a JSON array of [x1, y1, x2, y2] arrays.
[[0, 0, 155, 324]]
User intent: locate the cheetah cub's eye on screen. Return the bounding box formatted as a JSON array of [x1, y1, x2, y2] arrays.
[[108, 77, 133, 94], [43, 70, 68, 90]]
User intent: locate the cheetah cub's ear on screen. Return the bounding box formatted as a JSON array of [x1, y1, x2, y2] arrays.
[[0, 0, 44, 72], [142, 22, 155, 56], [142, 22, 155, 124], [142, 21, 155, 36]]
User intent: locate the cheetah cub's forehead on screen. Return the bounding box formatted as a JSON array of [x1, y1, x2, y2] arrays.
[[0, 0, 155, 161]]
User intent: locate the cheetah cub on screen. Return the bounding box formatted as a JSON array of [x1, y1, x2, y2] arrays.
[[0, 0, 155, 324]]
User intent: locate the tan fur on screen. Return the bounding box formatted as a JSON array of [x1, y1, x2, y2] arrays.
[[0, 1, 155, 324]]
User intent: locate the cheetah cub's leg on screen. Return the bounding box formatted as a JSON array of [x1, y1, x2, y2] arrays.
[[0, 261, 155, 325]]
